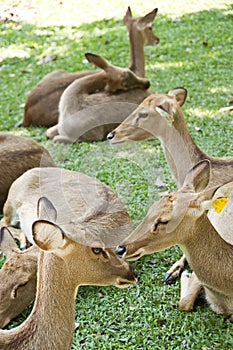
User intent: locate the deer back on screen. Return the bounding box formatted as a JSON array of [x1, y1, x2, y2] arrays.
[[0, 133, 55, 211]]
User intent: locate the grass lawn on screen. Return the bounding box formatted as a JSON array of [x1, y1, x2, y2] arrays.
[[1, 0, 233, 348]]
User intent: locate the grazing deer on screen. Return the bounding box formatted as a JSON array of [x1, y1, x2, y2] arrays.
[[20, 7, 159, 128], [0, 229, 38, 329], [0, 133, 55, 211], [107, 87, 233, 281], [0, 197, 137, 350], [121, 160, 233, 320]]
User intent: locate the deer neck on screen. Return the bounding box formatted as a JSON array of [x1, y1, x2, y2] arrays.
[[158, 111, 206, 186], [72, 71, 107, 94], [1, 252, 77, 350], [179, 214, 233, 294], [128, 26, 145, 77]]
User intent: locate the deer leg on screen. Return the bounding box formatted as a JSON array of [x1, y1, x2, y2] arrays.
[[178, 271, 202, 312], [46, 124, 59, 139], [53, 135, 75, 144], [164, 254, 187, 283]]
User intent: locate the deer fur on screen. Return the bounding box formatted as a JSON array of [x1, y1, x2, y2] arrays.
[[0, 229, 38, 329], [108, 87, 233, 280], [0, 133, 55, 211], [121, 160, 233, 320], [20, 7, 159, 128], [0, 197, 137, 350]]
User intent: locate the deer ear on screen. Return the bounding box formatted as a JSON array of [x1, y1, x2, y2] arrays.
[[32, 220, 65, 251], [168, 87, 187, 107], [182, 159, 211, 193], [0, 227, 20, 258], [37, 197, 57, 222], [155, 101, 175, 124], [85, 53, 110, 70], [123, 6, 132, 25], [137, 8, 158, 29]]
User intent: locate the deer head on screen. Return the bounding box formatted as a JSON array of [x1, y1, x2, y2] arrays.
[[0, 228, 38, 328], [107, 87, 187, 143], [85, 53, 150, 93], [120, 160, 226, 260]]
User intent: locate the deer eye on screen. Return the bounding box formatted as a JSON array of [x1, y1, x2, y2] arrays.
[[152, 221, 168, 232], [139, 112, 148, 119], [92, 248, 103, 255], [152, 222, 158, 232]]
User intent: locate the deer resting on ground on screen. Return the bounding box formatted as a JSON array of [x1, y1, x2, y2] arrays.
[[46, 52, 151, 143], [107, 87, 233, 281], [0, 132, 55, 211], [0, 197, 137, 350], [20, 7, 159, 128], [1, 167, 134, 249], [120, 160, 233, 320]]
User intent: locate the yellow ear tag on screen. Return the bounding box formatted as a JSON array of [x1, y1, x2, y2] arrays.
[[212, 197, 228, 213]]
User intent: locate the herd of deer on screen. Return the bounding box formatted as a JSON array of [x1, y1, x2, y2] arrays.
[[0, 6, 232, 349]]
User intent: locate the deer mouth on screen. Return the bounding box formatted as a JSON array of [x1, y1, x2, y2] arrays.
[[125, 248, 145, 261], [116, 270, 138, 288]]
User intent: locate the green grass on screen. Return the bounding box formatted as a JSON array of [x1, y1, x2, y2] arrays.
[[1, 0, 233, 348]]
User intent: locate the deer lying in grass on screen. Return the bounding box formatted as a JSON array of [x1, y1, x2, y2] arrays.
[[20, 7, 159, 128], [2, 166, 133, 250], [120, 160, 233, 320], [0, 132, 55, 211], [0, 230, 38, 329], [0, 197, 137, 350], [107, 87, 233, 281], [46, 53, 151, 143]]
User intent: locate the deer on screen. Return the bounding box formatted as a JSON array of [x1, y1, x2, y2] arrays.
[[1, 165, 134, 250], [120, 159, 233, 320], [0, 197, 137, 350], [0, 132, 55, 212], [46, 52, 151, 143], [19, 7, 159, 128], [0, 229, 38, 329], [107, 87, 233, 282]]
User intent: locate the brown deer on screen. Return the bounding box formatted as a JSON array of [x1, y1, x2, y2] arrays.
[[0, 229, 38, 329], [2, 166, 134, 249], [0, 133, 55, 211], [0, 197, 137, 349], [107, 87, 233, 281], [121, 160, 233, 320], [19, 7, 159, 128], [46, 52, 150, 143]]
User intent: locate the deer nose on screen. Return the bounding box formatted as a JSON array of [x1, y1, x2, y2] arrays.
[[145, 80, 150, 89], [107, 131, 115, 140], [116, 245, 126, 258]]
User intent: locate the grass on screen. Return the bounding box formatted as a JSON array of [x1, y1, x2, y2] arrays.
[[1, 0, 233, 348]]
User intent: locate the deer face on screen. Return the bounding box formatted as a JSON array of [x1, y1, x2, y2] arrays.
[[70, 244, 138, 288], [121, 160, 214, 261], [85, 52, 150, 93], [0, 246, 37, 329], [124, 7, 160, 46], [107, 88, 187, 143], [32, 217, 137, 289], [121, 194, 178, 260], [104, 67, 150, 93]]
